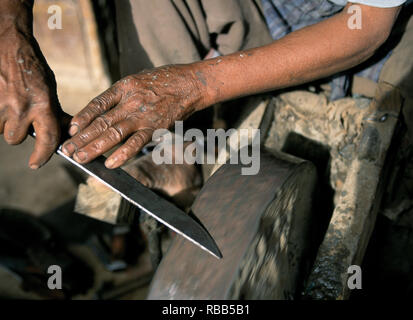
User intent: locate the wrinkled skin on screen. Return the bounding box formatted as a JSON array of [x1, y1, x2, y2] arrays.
[[62, 65, 204, 169], [0, 20, 66, 169], [2, 2, 400, 173]]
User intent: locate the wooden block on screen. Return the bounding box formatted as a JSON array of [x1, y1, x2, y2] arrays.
[[148, 149, 317, 299], [305, 82, 403, 299]]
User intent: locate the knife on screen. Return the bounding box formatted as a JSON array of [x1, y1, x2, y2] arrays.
[[29, 133, 222, 259]]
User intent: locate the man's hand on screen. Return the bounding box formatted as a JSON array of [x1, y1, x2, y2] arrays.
[[63, 3, 401, 171], [0, 1, 65, 169], [62, 65, 204, 169]]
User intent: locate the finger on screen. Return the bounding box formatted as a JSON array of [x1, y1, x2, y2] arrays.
[[105, 128, 153, 169], [72, 118, 138, 164], [62, 104, 129, 156], [69, 85, 122, 136], [0, 118, 5, 135], [3, 118, 30, 145], [29, 111, 60, 169]]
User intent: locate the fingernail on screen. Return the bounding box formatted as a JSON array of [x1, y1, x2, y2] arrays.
[[105, 157, 117, 169], [63, 142, 76, 155], [74, 151, 87, 162], [29, 164, 39, 170], [69, 124, 79, 136]]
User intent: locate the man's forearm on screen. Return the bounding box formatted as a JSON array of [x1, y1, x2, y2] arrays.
[[190, 4, 400, 110]]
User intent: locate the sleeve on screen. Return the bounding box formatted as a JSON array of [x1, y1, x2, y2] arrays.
[[347, 0, 406, 7]]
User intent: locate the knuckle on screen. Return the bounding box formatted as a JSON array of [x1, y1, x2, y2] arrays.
[[89, 141, 103, 154], [90, 96, 105, 109], [7, 100, 26, 118], [94, 115, 111, 130], [7, 96, 22, 108], [111, 82, 122, 94], [92, 91, 114, 110], [88, 101, 104, 116], [126, 114, 141, 124], [129, 131, 148, 147], [40, 131, 59, 147], [70, 123, 94, 145], [120, 144, 135, 158], [12, 109, 26, 120], [76, 132, 92, 144], [87, 98, 108, 116], [108, 126, 124, 141]]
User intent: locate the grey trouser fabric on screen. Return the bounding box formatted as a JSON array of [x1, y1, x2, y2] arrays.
[[115, 0, 273, 76]]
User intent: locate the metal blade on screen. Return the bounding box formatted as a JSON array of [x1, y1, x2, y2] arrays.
[[55, 147, 222, 259]]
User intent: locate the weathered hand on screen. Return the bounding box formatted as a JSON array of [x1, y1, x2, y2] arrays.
[[0, 28, 66, 169], [62, 65, 204, 169]]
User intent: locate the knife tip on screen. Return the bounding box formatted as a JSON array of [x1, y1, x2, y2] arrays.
[[208, 245, 223, 260]]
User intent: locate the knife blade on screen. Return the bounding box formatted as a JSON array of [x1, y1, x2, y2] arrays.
[[30, 133, 222, 259]]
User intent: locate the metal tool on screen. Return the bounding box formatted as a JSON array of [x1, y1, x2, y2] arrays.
[[29, 133, 222, 259]]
